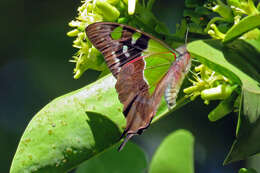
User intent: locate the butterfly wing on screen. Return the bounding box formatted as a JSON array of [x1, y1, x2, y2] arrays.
[[85, 22, 189, 150], [86, 22, 174, 78], [86, 22, 149, 78]]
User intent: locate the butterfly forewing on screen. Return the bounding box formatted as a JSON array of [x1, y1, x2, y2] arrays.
[[87, 22, 147, 78], [86, 22, 174, 78]]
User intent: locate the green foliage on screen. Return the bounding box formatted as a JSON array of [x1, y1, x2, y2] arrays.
[[183, 64, 237, 104], [76, 142, 147, 173], [150, 130, 194, 173], [10, 76, 123, 172], [223, 14, 260, 43], [76, 129, 195, 173], [11, 0, 260, 172], [239, 168, 258, 173], [187, 39, 260, 164], [10, 74, 189, 172], [208, 92, 237, 121], [67, 0, 175, 79]]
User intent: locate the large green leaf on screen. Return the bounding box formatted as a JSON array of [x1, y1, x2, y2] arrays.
[[10, 75, 123, 173], [10, 69, 189, 172], [224, 102, 260, 164], [76, 142, 147, 173], [223, 14, 260, 43], [244, 30, 260, 52], [149, 129, 194, 173], [208, 93, 238, 122], [187, 40, 260, 164]]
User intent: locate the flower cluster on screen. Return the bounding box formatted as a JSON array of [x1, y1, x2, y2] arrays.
[[184, 64, 237, 104], [67, 0, 251, 105], [183, 0, 259, 39], [67, 0, 133, 79], [182, 0, 259, 104], [205, 0, 259, 39]]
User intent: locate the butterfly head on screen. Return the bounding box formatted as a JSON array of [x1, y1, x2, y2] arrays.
[[175, 45, 191, 73], [176, 45, 188, 55]]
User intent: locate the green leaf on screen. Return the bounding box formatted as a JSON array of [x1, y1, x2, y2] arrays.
[[222, 40, 260, 82], [76, 142, 147, 173], [223, 14, 260, 43], [10, 72, 189, 172], [10, 75, 123, 173], [187, 40, 260, 164], [147, 0, 156, 10], [239, 168, 258, 173], [149, 130, 194, 173], [224, 100, 260, 164], [208, 93, 237, 122], [243, 29, 260, 53]]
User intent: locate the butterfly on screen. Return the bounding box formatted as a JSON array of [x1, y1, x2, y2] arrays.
[[85, 22, 191, 151]]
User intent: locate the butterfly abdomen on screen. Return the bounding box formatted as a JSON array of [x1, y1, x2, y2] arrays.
[[164, 46, 191, 108]]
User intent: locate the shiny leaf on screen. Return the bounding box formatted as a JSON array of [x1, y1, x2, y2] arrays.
[[223, 14, 260, 43], [11, 67, 189, 172], [150, 130, 194, 173], [187, 39, 260, 164]]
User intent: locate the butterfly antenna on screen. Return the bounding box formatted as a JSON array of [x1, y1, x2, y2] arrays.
[[118, 133, 134, 151], [184, 16, 191, 45], [185, 25, 189, 45]]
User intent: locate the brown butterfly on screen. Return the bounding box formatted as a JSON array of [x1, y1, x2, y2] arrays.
[[86, 22, 191, 151]]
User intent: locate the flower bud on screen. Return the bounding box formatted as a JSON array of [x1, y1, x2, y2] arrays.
[[95, 0, 120, 21], [67, 29, 79, 37], [128, 0, 137, 15], [201, 84, 235, 100], [212, 0, 233, 22], [106, 0, 120, 5], [69, 20, 81, 27]]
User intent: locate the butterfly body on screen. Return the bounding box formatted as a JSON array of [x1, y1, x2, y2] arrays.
[[86, 22, 191, 150], [164, 46, 191, 108]]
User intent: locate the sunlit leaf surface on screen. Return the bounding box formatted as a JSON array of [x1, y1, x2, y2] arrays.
[[223, 14, 260, 43], [187, 40, 260, 164], [10, 67, 189, 172]]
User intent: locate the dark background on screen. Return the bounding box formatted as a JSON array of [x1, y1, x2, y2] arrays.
[[1, 0, 259, 172]]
